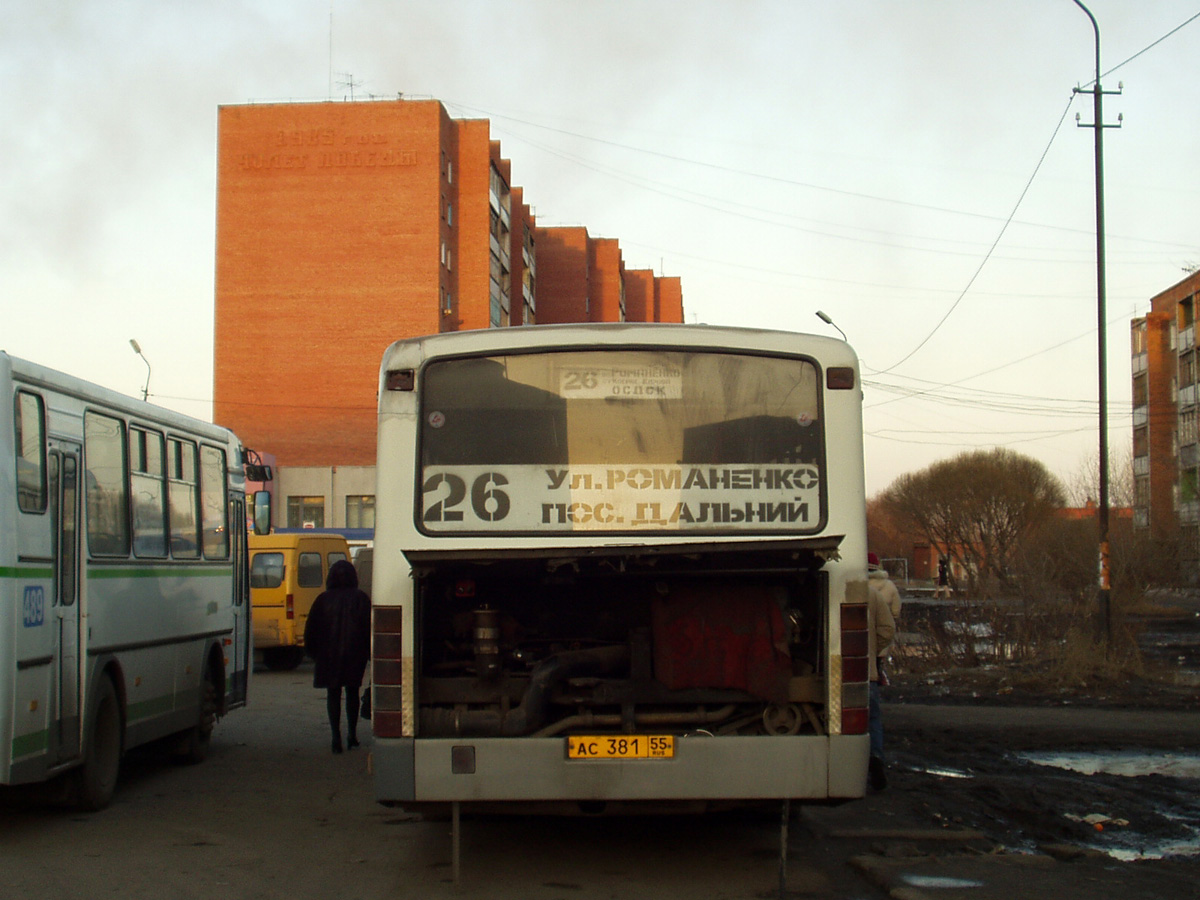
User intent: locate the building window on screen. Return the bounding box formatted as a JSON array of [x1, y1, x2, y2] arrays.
[[346, 495, 375, 528], [1183, 409, 1199, 446], [1183, 469, 1198, 504], [1132, 323, 1147, 355], [1134, 426, 1149, 459], [287, 496, 325, 528], [1135, 476, 1150, 507], [446, 202, 453, 227], [1132, 373, 1148, 408]]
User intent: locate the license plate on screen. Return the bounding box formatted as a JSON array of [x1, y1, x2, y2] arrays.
[[566, 735, 675, 759]]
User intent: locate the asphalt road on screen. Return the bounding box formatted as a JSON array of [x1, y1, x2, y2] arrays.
[[4, 668, 1199, 899], [0, 667, 849, 900]]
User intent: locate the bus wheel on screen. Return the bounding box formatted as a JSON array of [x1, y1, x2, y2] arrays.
[[177, 670, 218, 765], [263, 647, 304, 671], [74, 676, 122, 811]]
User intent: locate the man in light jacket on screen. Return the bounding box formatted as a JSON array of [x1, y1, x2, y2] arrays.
[[867, 557, 897, 791]]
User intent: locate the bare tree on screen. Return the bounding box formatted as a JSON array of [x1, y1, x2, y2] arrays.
[[1064, 446, 1134, 509], [881, 448, 1065, 598]]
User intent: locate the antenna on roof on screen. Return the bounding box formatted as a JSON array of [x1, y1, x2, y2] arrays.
[[335, 71, 362, 101]]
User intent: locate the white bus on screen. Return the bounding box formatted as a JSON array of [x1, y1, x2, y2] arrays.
[[369, 324, 873, 813], [1, 352, 254, 809]]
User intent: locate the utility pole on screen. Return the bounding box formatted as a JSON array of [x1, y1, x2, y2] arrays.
[[1072, 0, 1122, 645]]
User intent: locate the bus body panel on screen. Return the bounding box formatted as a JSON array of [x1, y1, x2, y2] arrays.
[[369, 324, 870, 809], [0, 351, 251, 795], [373, 734, 867, 803]]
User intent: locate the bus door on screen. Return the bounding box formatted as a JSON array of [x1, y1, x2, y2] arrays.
[[49, 444, 81, 762], [227, 496, 250, 707]]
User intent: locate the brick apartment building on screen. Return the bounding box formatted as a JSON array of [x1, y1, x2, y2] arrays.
[[1131, 269, 1200, 573], [212, 99, 683, 530]]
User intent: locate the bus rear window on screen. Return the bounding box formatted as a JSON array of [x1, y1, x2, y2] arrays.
[[418, 349, 824, 535], [250, 552, 284, 589]]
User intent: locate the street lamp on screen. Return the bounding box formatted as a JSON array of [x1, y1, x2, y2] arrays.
[[129, 339, 151, 401], [815, 310, 848, 342], [1073, 0, 1121, 646]]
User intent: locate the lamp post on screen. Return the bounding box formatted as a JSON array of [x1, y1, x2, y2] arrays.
[[129, 339, 151, 401], [1073, 0, 1121, 645], [815, 310, 848, 342]]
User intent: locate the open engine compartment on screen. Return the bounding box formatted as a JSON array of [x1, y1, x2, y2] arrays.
[[412, 544, 834, 740]]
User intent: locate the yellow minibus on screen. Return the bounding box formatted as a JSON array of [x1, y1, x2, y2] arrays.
[[249, 533, 350, 670]]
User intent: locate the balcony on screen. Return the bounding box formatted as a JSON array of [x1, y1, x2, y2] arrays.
[[1132, 406, 1148, 427], [1182, 384, 1197, 408], [1132, 352, 1147, 374], [1133, 456, 1149, 476]]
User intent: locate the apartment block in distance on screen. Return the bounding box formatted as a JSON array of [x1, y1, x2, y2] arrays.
[[1131, 269, 1200, 573], [213, 98, 683, 530]]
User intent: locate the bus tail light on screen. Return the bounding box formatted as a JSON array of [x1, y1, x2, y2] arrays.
[[840, 603, 869, 734], [372, 607, 405, 738], [285, 593, 295, 620]]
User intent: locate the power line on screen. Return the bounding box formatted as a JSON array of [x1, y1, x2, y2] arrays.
[[872, 96, 1077, 374], [1094, 10, 1200, 83]]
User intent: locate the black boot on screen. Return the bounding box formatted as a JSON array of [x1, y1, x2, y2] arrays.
[[332, 733, 343, 754], [868, 755, 888, 792]]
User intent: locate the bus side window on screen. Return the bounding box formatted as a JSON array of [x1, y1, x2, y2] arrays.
[[200, 445, 229, 559], [168, 438, 200, 559], [14, 391, 47, 513], [129, 427, 167, 558], [250, 552, 284, 589], [84, 411, 130, 557]]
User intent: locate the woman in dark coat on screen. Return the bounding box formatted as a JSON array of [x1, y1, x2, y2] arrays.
[[304, 559, 371, 753]]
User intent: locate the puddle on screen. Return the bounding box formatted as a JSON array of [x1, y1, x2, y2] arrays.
[[918, 765, 973, 779], [1019, 750, 1200, 780], [1019, 750, 1200, 860], [901, 874, 985, 889]]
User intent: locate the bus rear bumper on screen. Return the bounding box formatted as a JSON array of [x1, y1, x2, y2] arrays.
[[373, 734, 868, 805]]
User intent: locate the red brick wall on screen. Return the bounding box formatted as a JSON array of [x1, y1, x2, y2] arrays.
[[656, 276, 684, 323], [1140, 310, 1178, 538], [624, 269, 654, 322], [588, 238, 624, 323], [453, 119, 494, 332], [534, 226, 590, 323], [214, 100, 452, 466], [214, 101, 686, 470], [510, 187, 535, 326]]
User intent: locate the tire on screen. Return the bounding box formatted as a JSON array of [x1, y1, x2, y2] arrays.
[[263, 647, 304, 671], [74, 676, 122, 811], [177, 669, 218, 765]]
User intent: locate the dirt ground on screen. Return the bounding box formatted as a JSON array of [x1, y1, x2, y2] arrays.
[[800, 667, 1200, 899], [4, 664, 1199, 899]]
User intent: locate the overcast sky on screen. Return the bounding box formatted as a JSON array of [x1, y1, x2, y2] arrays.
[[4, 1, 1199, 496]]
